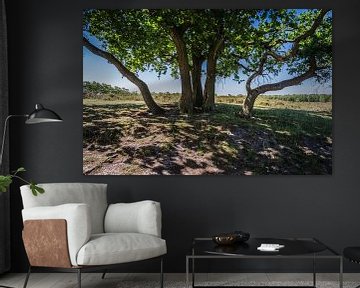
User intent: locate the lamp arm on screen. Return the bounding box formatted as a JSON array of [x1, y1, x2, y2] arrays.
[[0, 114, 28, 169]]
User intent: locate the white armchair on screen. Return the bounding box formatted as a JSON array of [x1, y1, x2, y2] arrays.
[[20, 183, 166, 288]]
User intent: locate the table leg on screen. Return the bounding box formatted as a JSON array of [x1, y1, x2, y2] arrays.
[[339, 257, 343, 288], [186, 257, 189, 288], [192, 246, 195, 288], [192, 257, 195, 288], [313, 254, 316, 287]]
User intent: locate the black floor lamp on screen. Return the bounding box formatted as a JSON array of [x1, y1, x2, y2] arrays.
[[0, 103, 63, 167], [0, 103, 62, 288]]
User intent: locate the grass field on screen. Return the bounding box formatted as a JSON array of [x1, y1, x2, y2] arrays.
[[83, 95, 332, 175]]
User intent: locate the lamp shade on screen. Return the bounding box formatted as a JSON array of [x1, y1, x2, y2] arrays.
[[25, 104, 63, 124]]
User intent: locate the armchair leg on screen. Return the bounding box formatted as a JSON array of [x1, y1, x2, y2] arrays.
[[101, 270, 107, 279], [160, 257, 164, 288], [23, 266, 31, 288], [77, 268, 81, 288]]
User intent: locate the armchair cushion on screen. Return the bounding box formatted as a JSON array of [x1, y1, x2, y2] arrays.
[[104, 201, 162, 237], [22, 203, 91, 266], [20, 183, 108, 234], [76, 233, 167, 266]]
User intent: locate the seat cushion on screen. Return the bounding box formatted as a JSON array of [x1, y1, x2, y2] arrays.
[[105, 201, 162, 237], [76, 233, 167, 266], [344, 247, 360, 263]]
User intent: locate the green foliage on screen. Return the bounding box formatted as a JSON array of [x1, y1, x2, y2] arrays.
[[0, 175, 12, 192], [83, 81, 131, 96], [83, 9, 174, 75], [15, 167, 26, 173], [227, 9, 332, 87], [266, 94, 332, 102], [84, 9, 332, 93], [30, 182, 45, 196], [0, 167, 44, 196]]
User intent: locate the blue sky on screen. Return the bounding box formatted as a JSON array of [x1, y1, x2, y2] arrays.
[[83, 49, 332, 95], [83, 14, 332, 96]]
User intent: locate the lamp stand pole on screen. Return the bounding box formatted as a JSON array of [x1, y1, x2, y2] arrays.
[[0, 115, 27, 169]]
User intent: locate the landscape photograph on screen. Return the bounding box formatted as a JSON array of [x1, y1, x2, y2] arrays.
[[82, 9, 332, 175]]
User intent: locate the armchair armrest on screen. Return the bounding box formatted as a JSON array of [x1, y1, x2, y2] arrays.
[[22, 203, 91, 266], [104, 200, 162, 237]]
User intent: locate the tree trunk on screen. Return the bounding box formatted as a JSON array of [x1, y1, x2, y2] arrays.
[[83, 37, 165, 115], [241, 92, 258, 118], [169, 28, 193, 114], [203, 38, 224, 112], [191, 56, 204, 109], [203, 57, 216, 112], [136, 80, 165, 114], [240, 56, 318, 117]]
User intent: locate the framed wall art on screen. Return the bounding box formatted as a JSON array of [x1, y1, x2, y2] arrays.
[[83, 9, 332, 175]]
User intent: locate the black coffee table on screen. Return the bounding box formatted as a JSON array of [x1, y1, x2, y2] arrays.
[[186, 237, 343, 288]]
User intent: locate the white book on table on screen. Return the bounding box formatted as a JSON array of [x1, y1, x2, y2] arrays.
[[257, 243, 285, 251]]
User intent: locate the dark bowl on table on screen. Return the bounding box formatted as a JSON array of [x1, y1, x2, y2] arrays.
[[212, 234, 238, 245], [212, 231, 250, 246]]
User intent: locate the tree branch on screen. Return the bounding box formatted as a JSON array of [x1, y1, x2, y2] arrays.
[[208, 37, 225, 61], [83, 37, 164, 114], [253, 57, 317, 95], [245, 10, 329, 94], [245, 54, 267, 93], [266, 9, 330, 62], [238, 63, 254, 73], [83, 37, 140, 84], [229, 52, 256, 73]]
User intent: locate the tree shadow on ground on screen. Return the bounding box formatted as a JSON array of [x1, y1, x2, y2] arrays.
[[83, 101, 332, 175]]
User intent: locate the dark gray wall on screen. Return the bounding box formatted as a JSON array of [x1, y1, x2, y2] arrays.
[[5, 0, 360, 273]]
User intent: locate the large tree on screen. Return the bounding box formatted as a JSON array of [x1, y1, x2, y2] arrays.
[[146, 9, 226, 113], [228, 9, 332, 117], [83, 9, 254, 114], [150, 9, 255, 112], [83, 9, 332, 116]]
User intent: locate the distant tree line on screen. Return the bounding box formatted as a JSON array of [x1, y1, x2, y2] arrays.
[[83, 81, 331, 104], [83, 81, 132, 96], [267, 94, 332, 102]]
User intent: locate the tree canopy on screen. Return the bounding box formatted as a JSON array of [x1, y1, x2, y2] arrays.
[[83, 9, 332, 116]]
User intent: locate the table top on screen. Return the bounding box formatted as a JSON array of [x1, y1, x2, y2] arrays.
[[190, 237, 340, 258]]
